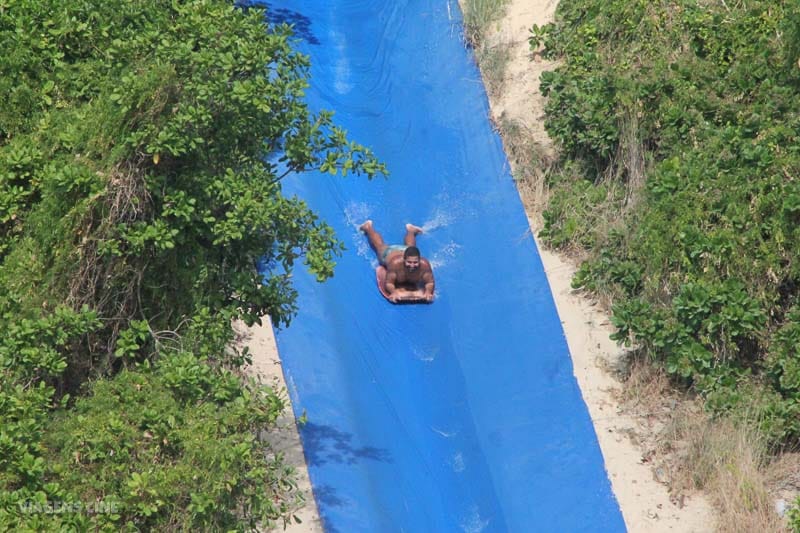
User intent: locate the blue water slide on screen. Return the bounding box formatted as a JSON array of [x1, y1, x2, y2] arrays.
[[256, 0, 626, 531]]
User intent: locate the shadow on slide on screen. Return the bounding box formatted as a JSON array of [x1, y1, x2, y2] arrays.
[[244, 1, 320, 45], [299, 423, 392, 532], [301, 422, 392, 467]]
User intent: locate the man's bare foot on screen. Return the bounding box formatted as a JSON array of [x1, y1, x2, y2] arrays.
[[359, 220, 373, 232], [405, 223, 423, 235]]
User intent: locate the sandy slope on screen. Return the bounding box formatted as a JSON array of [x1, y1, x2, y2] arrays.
[[479, 0, 716, 530], [239, 321, 323, 533]]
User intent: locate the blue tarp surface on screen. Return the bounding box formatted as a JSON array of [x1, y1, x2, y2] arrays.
[[257, 0, 626, 531]]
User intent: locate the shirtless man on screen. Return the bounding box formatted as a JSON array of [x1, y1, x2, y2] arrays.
[[359, 220, 435, 303]]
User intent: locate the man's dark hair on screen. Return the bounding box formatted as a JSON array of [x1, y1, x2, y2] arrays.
[[404, 246, 421, 259]]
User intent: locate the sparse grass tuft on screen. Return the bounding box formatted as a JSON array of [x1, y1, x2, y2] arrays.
[[618, 355, 791, 532], [461, 0, 511, 104], [673, 415, 787, 532], [496, 114, 553, 229], [461, 0, 509, 48], [476, 40, 510, 99]]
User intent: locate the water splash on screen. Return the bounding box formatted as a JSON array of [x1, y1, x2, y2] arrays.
[[344, 201, 372, 227], [431, 426, 457, 438], [461, 506, 489, 533], [429, 241, 462, 269], [451, 452, 465, 472], [427, 188, 482, 228], [344, 202, 375, 263], [413, 345, 438, 362], [330, 30, 353, 94], [285, 374, 300, 407], [421, 208, 454, 233]]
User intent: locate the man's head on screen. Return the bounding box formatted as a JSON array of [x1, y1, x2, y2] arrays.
[[403, 246, 421, 271]]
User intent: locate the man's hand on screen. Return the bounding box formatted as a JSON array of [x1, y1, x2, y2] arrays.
[[423, 292, 434, 302], [388, 292, 401, 303]]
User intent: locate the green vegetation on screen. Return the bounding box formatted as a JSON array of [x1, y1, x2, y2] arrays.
[[535, 0, 800, 525], [0, 0, 384, 529]]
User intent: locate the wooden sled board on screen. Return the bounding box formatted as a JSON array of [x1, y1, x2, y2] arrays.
[[376, 265, 433, 304]]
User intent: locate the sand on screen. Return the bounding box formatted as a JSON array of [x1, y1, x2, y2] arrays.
[[239, 321, 324, 533], [243, 0, 717, 530]]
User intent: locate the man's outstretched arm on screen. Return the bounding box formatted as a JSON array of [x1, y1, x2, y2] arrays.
[[385, 271, 403, 302], [422, 269, 435, 300], [385, 271, 398, 293]]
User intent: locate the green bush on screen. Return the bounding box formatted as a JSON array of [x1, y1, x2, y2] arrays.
[[2, 346, 298, 531], [789, 499, 800, 532], [1, 0, 385, 528], [538, 0, 800, 447]]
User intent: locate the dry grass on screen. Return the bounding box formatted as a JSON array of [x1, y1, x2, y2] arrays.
[[496, 113, 553, 229], [476, 40, 511, 99], [765, 452, 800, 499], [673, 417, 786, 532], [616, 354, 672, 408], [617, 356, 791, 532], [617, 107, 647, 209], [461, 0, 509, 49]]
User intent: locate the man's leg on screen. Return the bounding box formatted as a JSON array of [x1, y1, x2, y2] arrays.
[[359, 220, 388, 258], [403, 223, 423, 246]]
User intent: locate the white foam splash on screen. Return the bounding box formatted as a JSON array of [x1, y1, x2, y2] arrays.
[[344, 202, 371, 227], [330, 30, 353, 94], [413, 345, 438, 362], [421, 209, 454, 233], [285, 374, 300, 406], [451, 452, 465, 472], [344, 202, 374, 262], [429, 241, 462, 269], [461, 507, 489, 533], [431, 426, 457, 438]]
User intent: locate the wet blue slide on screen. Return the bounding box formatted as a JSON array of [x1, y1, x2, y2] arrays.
[[257, 0, 626, 531]]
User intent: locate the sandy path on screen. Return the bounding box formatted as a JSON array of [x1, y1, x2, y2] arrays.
[[239, 321, 324, 533], [478, 0, 716, 530]]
